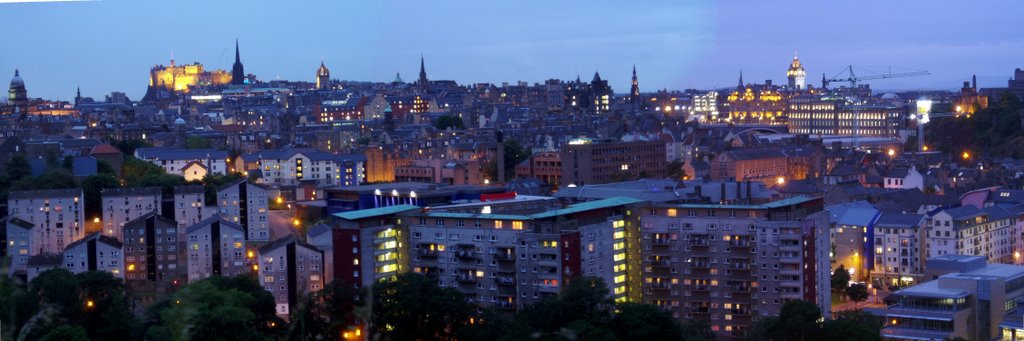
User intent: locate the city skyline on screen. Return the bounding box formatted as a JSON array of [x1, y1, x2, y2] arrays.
[[2, 0, 1024, 100]]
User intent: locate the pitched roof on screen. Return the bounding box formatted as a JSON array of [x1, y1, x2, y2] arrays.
[[135, 147, 228, 160], [27, 254, 62, 267], [65, 232, 124, 250], [90, 143, 122, 155], [258, 235, 321, 254], [875, 213, 925, 228], [102, 187, 161, 197], [186, 216, 243, 234], [5, 216, 33, 229], [8, 188, 81, 200]]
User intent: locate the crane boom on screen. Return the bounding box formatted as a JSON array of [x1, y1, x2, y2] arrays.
[[823, 65, 930, 88]]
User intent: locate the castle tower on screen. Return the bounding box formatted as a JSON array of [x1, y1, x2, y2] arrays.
[[316, 60, 330, 90], [786, 53, 806, 90], [231, 40, 245, 85]]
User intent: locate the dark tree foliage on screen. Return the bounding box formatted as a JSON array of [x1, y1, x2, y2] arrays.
[[845, 283, 869, 304], [371, 273, 473, 341], [144, 275, 285, 341], [82, 174, 121, 220], [434, 115, 466, 130], [185, 136, 213, 149], [288, 280, 364, 341], [832, 264, 850, 293]]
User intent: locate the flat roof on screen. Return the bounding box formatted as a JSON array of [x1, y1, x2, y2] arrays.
[[896, 280, 970, 299], [334, 205, 419, 220]]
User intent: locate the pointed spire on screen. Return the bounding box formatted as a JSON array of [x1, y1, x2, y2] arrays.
[[234, 39, 241, 63], [738, 70, 744, 88], [14, 69, 19, 77]]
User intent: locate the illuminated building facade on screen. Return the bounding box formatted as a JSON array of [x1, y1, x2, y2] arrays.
[[6, 189, 86, 261], [396, 197, 644, 309], [787, 94, 905, 137], [725, 84, 786, 124], [639, 197, 830, 339], [691, 91, 719, 121], [8, 69, 27, 106], [515, 151, 562, 187], [146, 61, 232, 94], [316, 61, 330, 90], [953, 75, 988, 116], [786, 54, 806, 90]]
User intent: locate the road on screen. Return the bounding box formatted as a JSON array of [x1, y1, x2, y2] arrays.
[[269, 209, 298, 240]]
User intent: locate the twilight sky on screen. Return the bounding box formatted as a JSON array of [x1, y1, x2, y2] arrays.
[[1, 0, 1023, 101]]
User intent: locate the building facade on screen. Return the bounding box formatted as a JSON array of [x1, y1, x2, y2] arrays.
[[561, 139, 667, 186], [7, 189, 86, 256], [638, 197, 830, 339], [63, 232, 124, 278], [258, 236, 325, 318], [218, 180, 270, 242], [186, 217, 249, 283], [102, 187, 162, 240]]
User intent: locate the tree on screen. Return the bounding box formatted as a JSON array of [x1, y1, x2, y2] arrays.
[[609, 302, 683, 340], [500, 140, 528, 181], [196, 172, 245, 204], [6, 153, 31, 181], [845, 283, 869, 307], [37, 325, 89, 341], [81, 174, 121, 221], [434, 115, 465, 130], [667, 159, 686, 179], [62, 156, 74, 171], [500, 276, 616, 340], [186, 136, 212, 149], [76, 271, 135, 341], [832, 265, 850, 294], [112, 139, 151, 155], [288, 281, 364, 341], [680, 319, 716, 341], [0, 274, 40, 340], [824, 309, 882, 341], [145, 275, 284, 341], [371, 273, 473, 341], [746, 300, 823, 341]]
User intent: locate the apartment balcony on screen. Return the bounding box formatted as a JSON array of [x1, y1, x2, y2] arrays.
[[495, 300, 516, 310], [420, 267, 441, 277], [496, 276, 515, 287], [729, 239, 752, 248], [649, 258, 672, 268], [729, 262, 752, 271], [418, 249, 439, 258], [692, 285, 710, 292], [691, 262, 710, 270], [689, 239, 710, 247], [650, 282, 672, 290], [651, 238, 672, 246], [494, 251, 516, 262], [731, 309, 751, 316], [455, 249, 477, 260], [456, 273, 478, 284], [730, 285, 751, 293]]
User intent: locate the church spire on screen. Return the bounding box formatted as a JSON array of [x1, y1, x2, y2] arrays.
[[630, 64, 640, 104], [231, 39, 245, 85], [738, 70, 744, 89], [417, 55, 429, 93]]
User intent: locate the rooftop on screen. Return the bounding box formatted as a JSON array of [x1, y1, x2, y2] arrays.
[[334, 204, 419, 221]]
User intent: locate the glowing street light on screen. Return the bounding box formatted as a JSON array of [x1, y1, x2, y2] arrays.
[[776, 177, 786, 185], [887, 148, 895, 157], [962, 151, 971, 160]]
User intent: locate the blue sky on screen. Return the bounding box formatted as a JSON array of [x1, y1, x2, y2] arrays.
[[2, 0, 1023, 101]]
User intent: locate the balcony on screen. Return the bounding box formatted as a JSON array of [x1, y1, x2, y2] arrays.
[[692, 285, 710, 292], [456, 273, 478, 284], [729, 239, 752, 248], [420, 267, 440, 277], [495, 300, 516, 310], [689, 239, 710, 247], [418, 249, 439, 258], [651, 282, 672, 291], [651, 238, 671, 246], [731, 309, 751, 316], [649, 258, 671, 268], [730, 285, 751, 293], [691, 262, 710, 270], [729, 262, 751, 270], [455, 249, 477, 260], [494, 252, 516, 262], [496, 276, 515, 287]]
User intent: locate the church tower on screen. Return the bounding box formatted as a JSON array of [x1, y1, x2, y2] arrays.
[[8, 69, 27, 106], [231, 40, 245, 85], [630, 65, 640, 104], [316, 60, 330, 90], [417, 55, 429, 94], [786, 53, 806, 90]]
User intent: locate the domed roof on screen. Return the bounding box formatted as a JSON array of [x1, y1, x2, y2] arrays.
[[787, 55, 805, 76], [10, 69, 24, 88], [317, 61, 329, 77], [880, 93, 899, 100], [174, 117, 186, 125]]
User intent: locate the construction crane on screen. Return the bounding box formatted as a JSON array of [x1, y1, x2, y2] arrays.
[[820, 65, 929, 149], [822, 65, 930, 89]]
